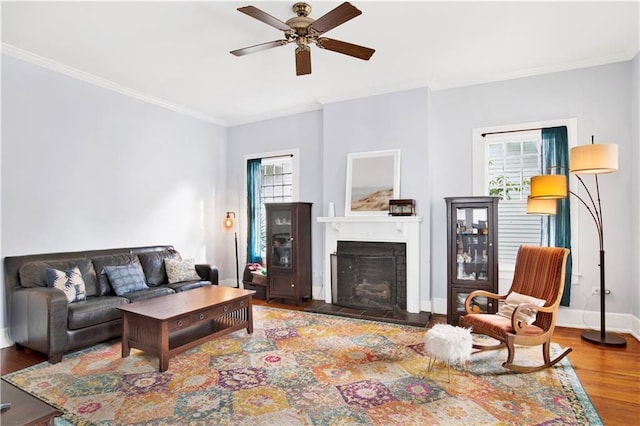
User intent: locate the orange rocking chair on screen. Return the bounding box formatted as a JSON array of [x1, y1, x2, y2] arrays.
[[460, 245, 572, 373]]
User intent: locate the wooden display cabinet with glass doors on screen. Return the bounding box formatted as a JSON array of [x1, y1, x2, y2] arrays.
[[265, 202, 312, 305], [445, 196, 499, 325]]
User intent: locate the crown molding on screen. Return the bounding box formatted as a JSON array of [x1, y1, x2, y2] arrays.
[[226, 102, 323, 127], [316, 80, 431, 106], [3, 43, 636, 128], [429, 48, 639, 91], [1, 43, 227, 127]]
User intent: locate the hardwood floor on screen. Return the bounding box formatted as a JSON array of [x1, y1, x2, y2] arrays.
[[2, 299, 638, 425]]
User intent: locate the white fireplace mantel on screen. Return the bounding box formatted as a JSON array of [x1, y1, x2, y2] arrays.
[[317, 216, 423, 313]]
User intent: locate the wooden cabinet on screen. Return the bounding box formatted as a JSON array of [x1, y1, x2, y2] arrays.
[[266, 202, 312, 305], [445, 196, 499, 325]]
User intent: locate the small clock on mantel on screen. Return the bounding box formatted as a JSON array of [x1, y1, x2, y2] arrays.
[[388, 199, 416, 216]]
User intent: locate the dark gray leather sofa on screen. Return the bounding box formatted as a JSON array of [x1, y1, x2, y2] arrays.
[[4, 245, 218, 363]]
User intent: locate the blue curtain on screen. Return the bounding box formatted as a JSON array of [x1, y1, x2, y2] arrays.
[[246, 159, 263, 264], [541, 126, 572, 306]]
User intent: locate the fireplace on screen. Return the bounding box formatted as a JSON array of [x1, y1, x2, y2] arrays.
[[332, 241, 406, 311], [317, 215, 424, 314], [312, 216, 428, 326]]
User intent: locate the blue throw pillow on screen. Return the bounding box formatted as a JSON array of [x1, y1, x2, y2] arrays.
[[103, 263, 149, 296], [45, 266, 87, 303]]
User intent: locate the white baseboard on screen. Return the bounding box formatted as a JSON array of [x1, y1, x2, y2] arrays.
[[557, 307, 639, 340], [632, 315, 640, 342], [1, 327, 13, 349], [218, 279, 240, 288], [428, 297, 448, 316], [430, 296, 639, 341], [419, 299, 432, 313]]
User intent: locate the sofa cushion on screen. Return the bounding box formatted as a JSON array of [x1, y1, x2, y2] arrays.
[[18, 258, 100, 296], [165, 258, 200, 283], [103, 263, 149, 296], [45, 266, 87, 303], [165, 280, 211, 292], [137, 249, 182, 286], [92, 254, 141, 296], [67, 296, 129, 330], [123, 286, 175, 302]]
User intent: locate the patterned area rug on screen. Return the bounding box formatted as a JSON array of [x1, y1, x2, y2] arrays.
[[3, 306, 601, 425]]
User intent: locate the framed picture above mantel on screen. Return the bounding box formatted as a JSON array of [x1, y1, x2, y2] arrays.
[[345, 149, 400, 216]]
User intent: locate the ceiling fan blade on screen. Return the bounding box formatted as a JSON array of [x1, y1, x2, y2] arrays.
[[317, 38, 375, 60], [237, 6, 291, 32], [296, 48, 311, 76], [308, 2, 362, 35], [230, 40, 288, 56]]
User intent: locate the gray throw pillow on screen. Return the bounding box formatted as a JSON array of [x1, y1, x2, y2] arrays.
[[103, 263, 149, 296]]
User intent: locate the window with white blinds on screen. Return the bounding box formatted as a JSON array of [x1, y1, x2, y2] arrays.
[[486, 131, 543, 266]]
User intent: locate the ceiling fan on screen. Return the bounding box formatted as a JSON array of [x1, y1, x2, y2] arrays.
[[230, 2, 375, 76]]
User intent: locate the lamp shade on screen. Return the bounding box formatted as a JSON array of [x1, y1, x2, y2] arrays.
[[530, 175, 567, 199], [526, 196, 557, 215], [570, 143, 618, 174]]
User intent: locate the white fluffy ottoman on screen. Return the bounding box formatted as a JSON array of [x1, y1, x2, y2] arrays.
[[424, 323, 473, 381]]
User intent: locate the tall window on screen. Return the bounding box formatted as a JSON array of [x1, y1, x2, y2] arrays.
[[261, 157, 293, 202], [259, 156, 293, 258], [485, 130, 543, 266], [247, 153, 295, 264], [475, 120, 575, 300]]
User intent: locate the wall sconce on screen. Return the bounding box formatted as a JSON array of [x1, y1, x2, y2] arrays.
[[224, 212, 239, 288], [224, 212, 235, 229], [530, 136, 624, 347]]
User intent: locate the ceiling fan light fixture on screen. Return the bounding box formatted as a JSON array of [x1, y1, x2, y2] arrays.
[[231, 2, 375, 75], [292, 2, 312, 17], [286, 16, 314, 31]]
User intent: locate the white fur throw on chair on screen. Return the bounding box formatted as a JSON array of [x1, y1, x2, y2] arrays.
[[425, 323, 473, 366]]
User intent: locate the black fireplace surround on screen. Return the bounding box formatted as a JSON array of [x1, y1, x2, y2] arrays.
[[332, 241, 407, 311]]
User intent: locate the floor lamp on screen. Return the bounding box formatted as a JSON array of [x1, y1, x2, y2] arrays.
[[224, 212, 240, 288], [530, 136, 626, 347]]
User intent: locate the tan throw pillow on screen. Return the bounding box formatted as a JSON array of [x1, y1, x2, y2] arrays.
[[496, 291, 546, 325], [165, 258, 200, 283]]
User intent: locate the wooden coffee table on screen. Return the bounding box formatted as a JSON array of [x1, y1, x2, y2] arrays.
[[118, 286, 255, 372], [1, 378, 62, 425]]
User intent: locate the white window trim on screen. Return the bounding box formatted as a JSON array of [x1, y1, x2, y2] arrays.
[[240, 148, 300, 267], [471, 119, 581, 289], [244, 148, 300, 202]]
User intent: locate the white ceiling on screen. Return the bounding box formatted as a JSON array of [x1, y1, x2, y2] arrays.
[[2, 1, 639, 126]]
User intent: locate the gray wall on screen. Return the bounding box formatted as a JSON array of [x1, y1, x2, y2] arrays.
[[322, 89, 430, 303], [227, 89, 430, 304], [227, 61, 637, 329], [1, 55, 227, 344], [2, 53, 638, 344], [226, 110, 324, 294], [429, 61, 634, 317]]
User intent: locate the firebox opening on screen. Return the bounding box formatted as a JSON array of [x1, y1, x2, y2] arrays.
[[337, 255, 395, 310], [331, 241, 407, 311]]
